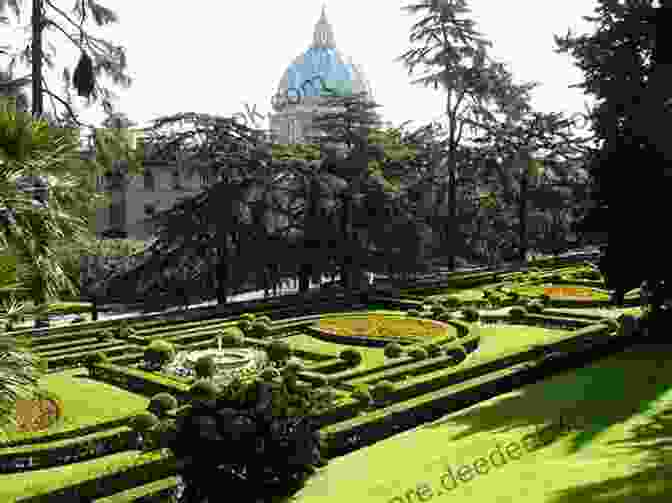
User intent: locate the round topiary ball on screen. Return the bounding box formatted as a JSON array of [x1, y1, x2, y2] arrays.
[[408, 347, 428, 360], [130, 411, 159, 433], [148, 393, 178, 417], [539, 294, 551, 306], [249, 320, 272, 338], [406, 309, 421, 317], [260, 367, 281, 381], [339, 349, 363, 366], [462, 307, 480, 322], [145, 340, 175, 368], [195, 355, 217, 379], [267, 340, 292, 363], [509, 307, 528, 320], [255, 315, 272, 325], [423, 343, 442, 358], [524, 300, 542, 314], [218, 327, 245, 347], [240, 313, 256, 322], [282, 357, 304, 374], [442, 296, 461, 308], [84, 351, 108, 367], [189, 379, 219, 402], [352, 388, 372, 404], [383, 342, 404, 358], [371, 380, 395, 402], [312, 375, 329, 387]]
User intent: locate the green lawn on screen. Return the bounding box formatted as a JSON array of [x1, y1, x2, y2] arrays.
[[0, 370, 148, 444], [290, 343, 672, 503]]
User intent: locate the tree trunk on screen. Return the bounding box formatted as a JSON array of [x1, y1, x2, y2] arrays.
[[299, 263, 311, 293], [215, 235, 230, 305], [31, 0, 43, 118], [443, 169, 458, 271], [519, 170, 528, 263], [339, 194, 352, 290]]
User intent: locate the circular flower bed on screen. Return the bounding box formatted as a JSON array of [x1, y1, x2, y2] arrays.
[[315, 314, 455, 344]]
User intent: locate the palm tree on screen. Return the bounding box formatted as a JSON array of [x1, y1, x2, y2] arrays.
[[0, 96, 96, 313]]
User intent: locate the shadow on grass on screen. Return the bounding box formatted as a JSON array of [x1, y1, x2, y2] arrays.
[[417, 342, 672, 502], [423, 343, 671, 438], [546, 404, 672, 503]]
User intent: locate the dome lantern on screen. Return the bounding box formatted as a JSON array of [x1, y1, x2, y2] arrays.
[[312, 5, 336, 49]]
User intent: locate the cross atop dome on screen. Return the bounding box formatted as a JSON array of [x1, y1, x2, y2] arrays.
[[312, 5, 336, 49]]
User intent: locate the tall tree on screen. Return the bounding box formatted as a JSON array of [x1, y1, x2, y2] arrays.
[[556, 0, 671, 305], [397, 0, 539, 270]]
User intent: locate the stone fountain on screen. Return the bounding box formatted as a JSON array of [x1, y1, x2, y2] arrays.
[[162, 335, 268, 386]]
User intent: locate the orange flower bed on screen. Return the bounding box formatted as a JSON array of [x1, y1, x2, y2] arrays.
[[14, 397, 61, 433], [316, 315, 450, 339], [544, 287, 593, 298]]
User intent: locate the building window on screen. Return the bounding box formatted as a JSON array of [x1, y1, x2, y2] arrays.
[[143, 169, 155, 191]]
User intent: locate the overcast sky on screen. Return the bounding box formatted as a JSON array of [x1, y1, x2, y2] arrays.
[[1, 0, 598, 135]]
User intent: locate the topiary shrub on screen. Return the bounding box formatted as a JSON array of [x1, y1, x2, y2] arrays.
[[442, 296, 461, 308], [437, 312, 454, 322], [83, 351, 108, 368], [260, 367, 281, 381], [189, 379, 219, 402], [130, 411, 159, 433], [423, 343, 442, 358], [282, 357, 304, 375], [255, 315, 272, 325], [238, 319, 253, 333], [506, 291, 520, 302], [462, 307, 480, 322], [371, 380, 395, 402], [195, 355, 217, 379], [408, 347, 428, 360], [267, 340, 292, 363], [144, 340, 175, 369], [97, 329, 115, 342], [311, 374, 329, 387], [539, 294, 551, 306], [352, 386, 372, 404], [526, 300, 544, 314], [406, 309, 421, 317], [249, 320, 272, 338], [148, 393, 178, 418], [217, 327, 245, 347], [240, 313, 256, 322], [383, 342, 404, 358], [430, 305, 448, 319], [509, 306, 528, 320], [339, 349, 363, 366]]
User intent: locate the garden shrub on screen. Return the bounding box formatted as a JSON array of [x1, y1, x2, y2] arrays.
[[462, 307, 480, 322], [509, 306, 528, 320], [371, 380, 395, 402], [195, 355, 217, 379], [249, 320, 272, 338], [539, 294, 551, 306], [282, 357, 304, 374], [144, 340, 175, 369], [267, 340, 292, 363], [97, 329, 115, 342], [255, 315, 272, 325], [437, 312, 454, 322], [238, 319, 253, 333], [130, 411, 159, 433], [406, 309, 421, 317], [423, 343, 442, 358], [339, 349, 363, 365], [240, 313, 256, 322], [352, 386, 372, 404], [218, 327, 245, 347], [506, 291, 520, 302], [442, 296, 461, 308], [189, 379, 219, 402], [312, 375, 329, 387], [261, 367, 281, 381], [526, 300, 544, 314], [148, 393, 178, 417], [83, 351, 108, 367], [408, 347, 428, 360], [383, 342, 403, 358]]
